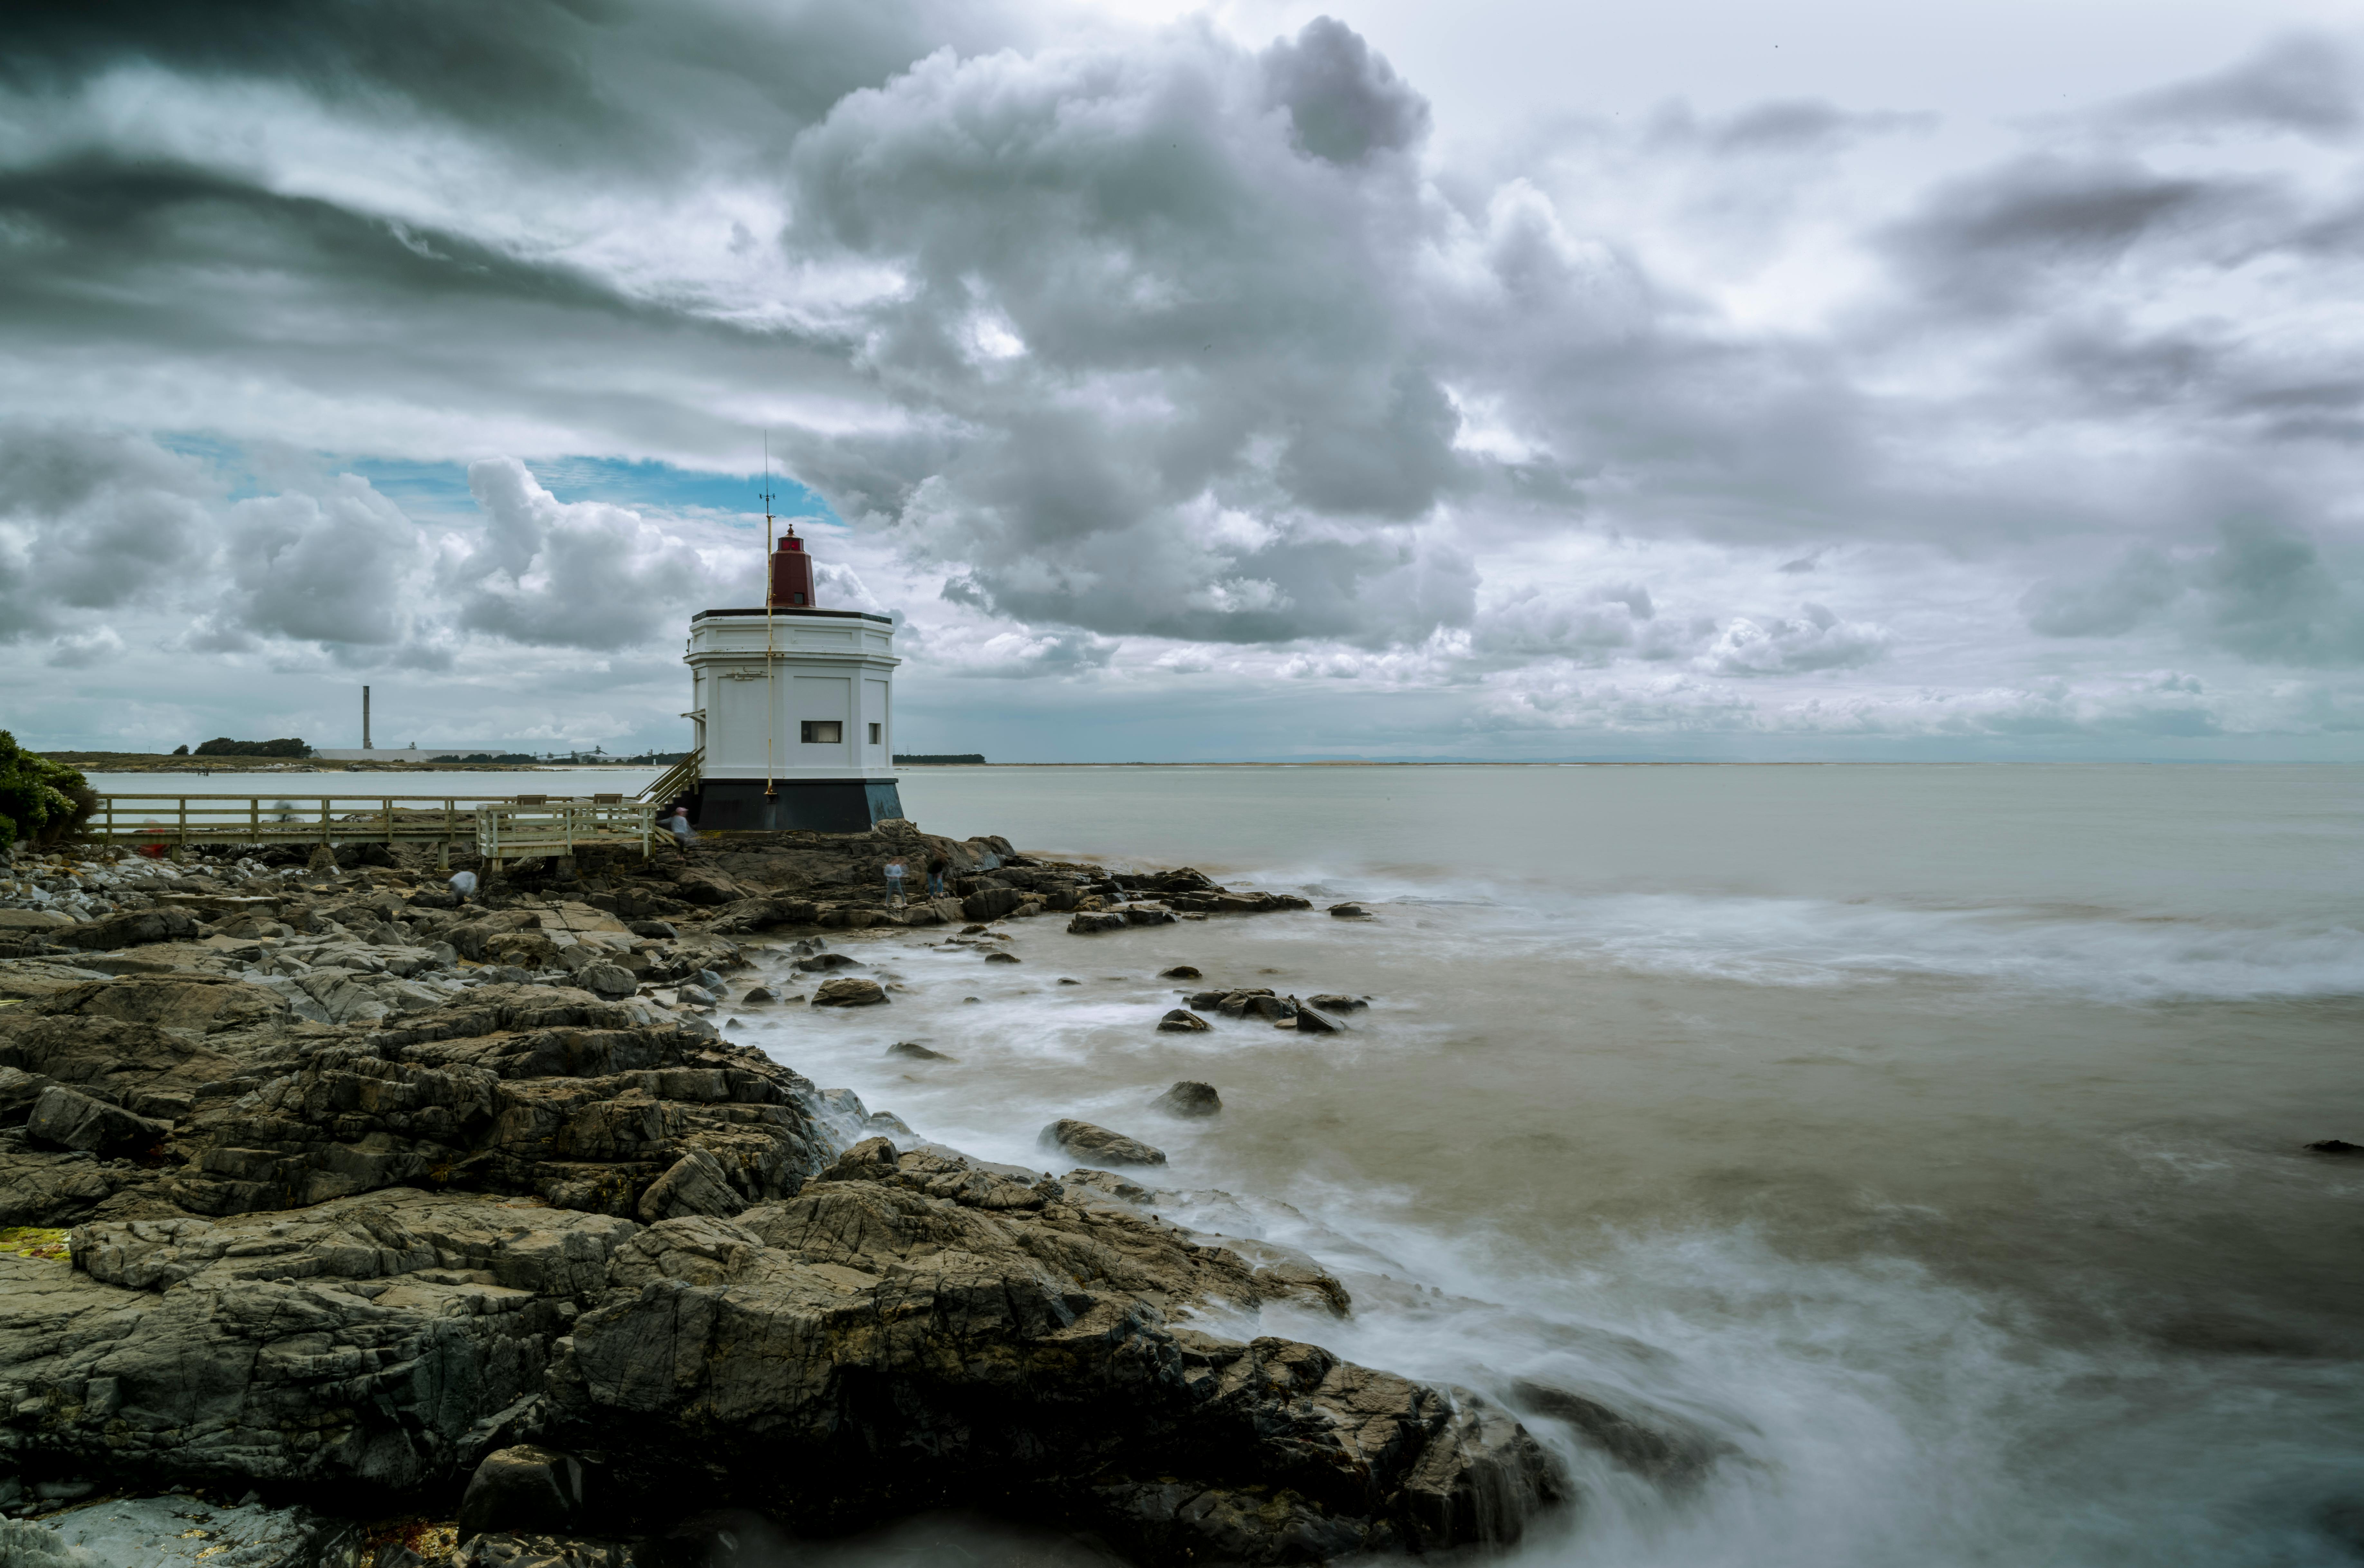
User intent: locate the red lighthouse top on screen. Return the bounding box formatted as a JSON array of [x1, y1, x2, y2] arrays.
[[769, 527, 816, 608]]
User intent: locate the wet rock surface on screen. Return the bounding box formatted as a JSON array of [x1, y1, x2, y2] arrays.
[[0, 832, 1572, 1564], [1040, 1118, 1170, 1167], [1151, 1081, 1222, 1117]]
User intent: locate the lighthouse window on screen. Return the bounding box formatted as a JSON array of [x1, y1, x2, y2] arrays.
[[868, 723, 882, 744], [790, 593, 806, 605], [800, 720, 842, 744]]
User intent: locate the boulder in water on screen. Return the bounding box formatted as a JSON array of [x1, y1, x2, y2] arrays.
[[1152, 1081, 1221, 1117], [1156, 1008, 1210, 1033], [1329, 903, 1370, 918], [887, 1041, 956, 1062], [795, 951, 861, 972], [1307, 993, 1369, 1011], [1159, 965, 1201, 979], [1293, 1004, 1346, 1035], [2305, 1138, 2363, 1156], [1039, 1118, 1167, 1166], [984, 950, 1022, 964], [811, 977, 888, 1007]]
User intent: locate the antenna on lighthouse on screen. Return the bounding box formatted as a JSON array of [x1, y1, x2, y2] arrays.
[[762, 432, 778, 799]]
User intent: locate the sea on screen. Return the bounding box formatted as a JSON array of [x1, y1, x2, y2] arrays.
[[85, 763, 2364, 1565]]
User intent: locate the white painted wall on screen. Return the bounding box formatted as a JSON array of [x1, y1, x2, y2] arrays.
[[686, 610, 899, 781]]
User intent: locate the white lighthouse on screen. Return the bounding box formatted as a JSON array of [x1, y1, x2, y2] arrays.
[[680, 524, 903, 832]]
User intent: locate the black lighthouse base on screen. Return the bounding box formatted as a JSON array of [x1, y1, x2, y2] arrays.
[[685, 777, 903, 835]]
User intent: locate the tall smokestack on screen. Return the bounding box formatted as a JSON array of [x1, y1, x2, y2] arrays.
[[768, 527, 816, 609], [362, 686, 371, 750]]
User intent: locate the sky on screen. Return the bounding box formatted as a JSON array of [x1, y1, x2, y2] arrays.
[[4, 0, 2362, 761]]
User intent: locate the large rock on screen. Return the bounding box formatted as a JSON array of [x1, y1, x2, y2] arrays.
[[636, 1148, 747, 1223], [1066, 913, 1126, 934], [1155, 1009, 1209, 1033], [672, 872, 743, 907], [448, 912, 544, 961], [49, 908, 201, 951], [536, 1143, 1561, 1562], [809, 977, 887, 1008], [0, 1190, 635, 1496], [1151, 1081, 1221, 1118], [574, 963, 638, 1000], [457, 1444, 591, 1543], [26, 1084, 170, 1155], [0, 1123, 1563, 1566], [13, 1492, 365, 1567], [961, 887, 1026, 922], [1, 985, 836, 1227], [1039, 1119, 1167, 1167]]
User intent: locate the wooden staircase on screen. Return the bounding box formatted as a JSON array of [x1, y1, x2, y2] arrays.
[[638, 747, 702, 806]]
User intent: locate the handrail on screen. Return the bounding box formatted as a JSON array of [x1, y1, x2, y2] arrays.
[[85, 791, 664, 872], [476, 802, 655, 868], [638, 747, 702, 806]]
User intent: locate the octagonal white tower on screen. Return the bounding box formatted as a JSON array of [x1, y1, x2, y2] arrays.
[[679, 525, 902, 833]]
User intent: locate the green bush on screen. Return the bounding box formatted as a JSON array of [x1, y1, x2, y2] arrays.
[[0, 732, 96, 852], [192, 737, 312, 758]]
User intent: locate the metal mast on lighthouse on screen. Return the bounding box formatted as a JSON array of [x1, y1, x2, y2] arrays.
[[761, 434, 778, 801]]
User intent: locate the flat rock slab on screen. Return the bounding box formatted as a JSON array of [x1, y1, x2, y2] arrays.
[[27, 1492, 363, 1567], [535, 902, 636, 936]]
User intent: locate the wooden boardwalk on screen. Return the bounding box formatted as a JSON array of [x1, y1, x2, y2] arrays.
[[90, 792, 657, 866]]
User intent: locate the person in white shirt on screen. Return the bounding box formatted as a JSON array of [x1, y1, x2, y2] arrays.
[[666, 807, 694, 859], [884, 857, 907, 909], [448, 868, 478, 906]]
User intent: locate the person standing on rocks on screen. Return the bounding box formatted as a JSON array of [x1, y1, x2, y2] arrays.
[[927, 855, 949, 898], [665, 806, 694, 860], [884, 856, 908, 909]]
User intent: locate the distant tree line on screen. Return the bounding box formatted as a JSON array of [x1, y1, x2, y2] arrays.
[[894, 753, 987, 765], [185, 738, 313, 758]]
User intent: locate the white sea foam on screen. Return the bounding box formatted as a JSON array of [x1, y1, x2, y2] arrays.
[[1476, 892, 2364, 1003]]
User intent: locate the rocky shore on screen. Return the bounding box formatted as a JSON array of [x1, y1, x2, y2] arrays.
[[0, 820, 1566, 1566]]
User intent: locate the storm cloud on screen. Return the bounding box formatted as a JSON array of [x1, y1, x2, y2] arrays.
[[0, 5, 2359, 756]]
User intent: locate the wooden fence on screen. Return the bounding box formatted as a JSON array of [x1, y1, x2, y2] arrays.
[[88, 793, 654, 865]]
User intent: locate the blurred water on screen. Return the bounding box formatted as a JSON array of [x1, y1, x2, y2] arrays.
[[737, 765, 2364, 1567], [105, 762, 2364, 1563]]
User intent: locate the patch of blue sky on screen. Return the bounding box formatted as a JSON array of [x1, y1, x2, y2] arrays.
[[525, 455, 837, 527], [154, 435, 839, 532], [343, 457, 481, 521]]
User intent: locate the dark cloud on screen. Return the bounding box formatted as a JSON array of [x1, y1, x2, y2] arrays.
[[2022, 546, 2180, 637], [2109, 33, 2361, 141], [0, 426, 210, 636], [1259, 16, 1431, 166], [1878, 156, 2265, 315], [0, 4, 2357, 751], [2022, 520, 2364, 665]]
